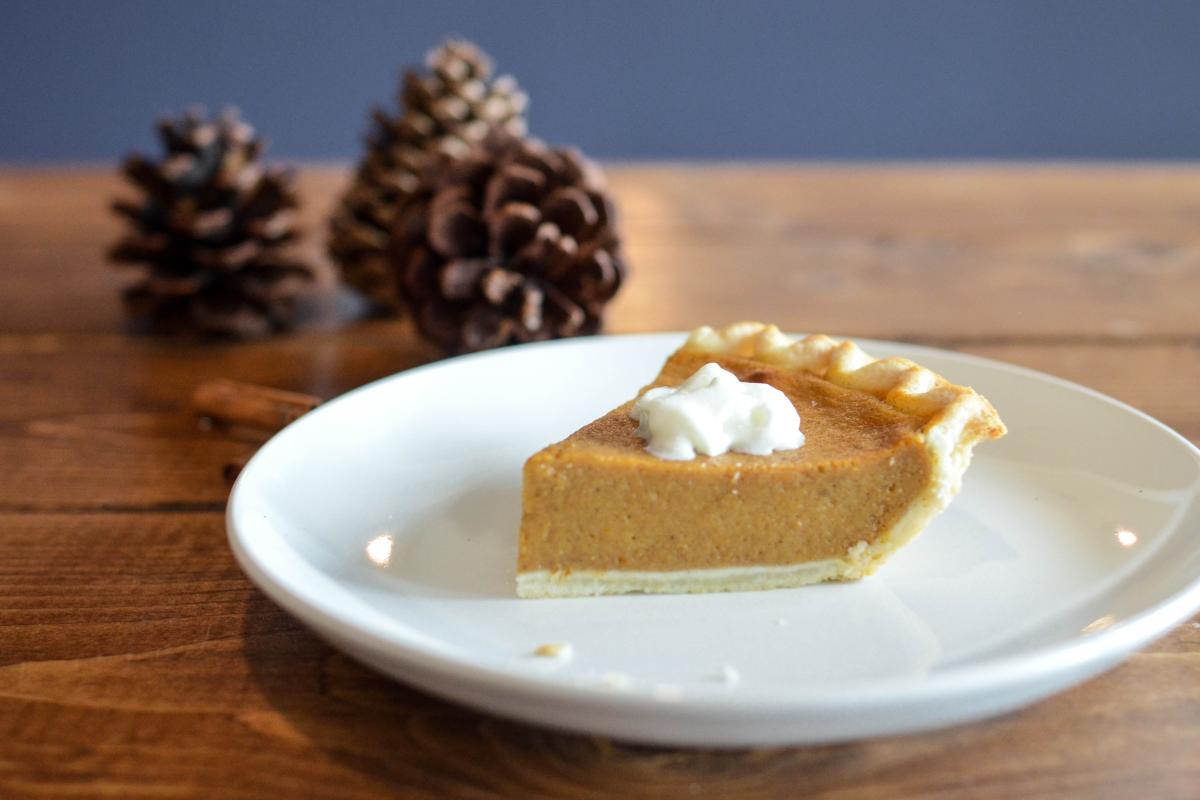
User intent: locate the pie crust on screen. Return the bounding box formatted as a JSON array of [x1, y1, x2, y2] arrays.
[[517, 323, 1006, 598]]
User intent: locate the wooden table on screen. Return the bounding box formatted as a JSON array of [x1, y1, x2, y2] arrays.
[[2, 166, 1198, 798]]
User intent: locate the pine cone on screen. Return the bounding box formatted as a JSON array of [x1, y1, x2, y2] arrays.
[[329, 39, 529, 308], [393, 135, 626, 353], [108, 108, 315, 339]]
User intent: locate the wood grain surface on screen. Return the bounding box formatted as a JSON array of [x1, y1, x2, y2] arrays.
[[1, 166, 1198, 799]]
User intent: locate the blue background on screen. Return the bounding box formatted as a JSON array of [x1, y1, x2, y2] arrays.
[[2, 1, 1197, 162]]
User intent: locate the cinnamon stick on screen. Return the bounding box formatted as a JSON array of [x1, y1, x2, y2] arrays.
[[192, 379, 322, 433]]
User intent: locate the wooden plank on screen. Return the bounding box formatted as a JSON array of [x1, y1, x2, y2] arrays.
[[0, 337, 1195, 511], [0, 325, 434, 510], [2, 166, 1200, 338], [0, 513, 1197, 799]]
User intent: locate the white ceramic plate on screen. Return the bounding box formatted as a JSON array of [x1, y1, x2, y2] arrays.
[[227, 333, 1200, 747]]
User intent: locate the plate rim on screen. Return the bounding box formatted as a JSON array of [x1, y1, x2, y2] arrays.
[[227, 331, 1200, 713]]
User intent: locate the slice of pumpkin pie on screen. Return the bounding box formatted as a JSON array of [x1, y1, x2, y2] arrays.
[[517, 322, 1006, 598]]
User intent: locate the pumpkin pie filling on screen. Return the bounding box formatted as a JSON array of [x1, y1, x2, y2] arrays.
[[517, 323, 1005, 598]]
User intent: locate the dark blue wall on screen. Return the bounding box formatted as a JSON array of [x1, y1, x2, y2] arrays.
[[3, 1, 1198, 162]]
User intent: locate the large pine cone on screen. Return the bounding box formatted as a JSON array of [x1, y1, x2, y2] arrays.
[[394, 135, 626, 353], [329, 39, 528, 307], [109, 109, 315, 339]]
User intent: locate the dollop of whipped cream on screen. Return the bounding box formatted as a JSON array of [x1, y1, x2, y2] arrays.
[[629, 363, 804, 461]]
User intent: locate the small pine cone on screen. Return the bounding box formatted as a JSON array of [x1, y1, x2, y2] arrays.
[[393, 135, 626, 354], [329, 39, 529, 307], [108, 108, 315, 339]]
